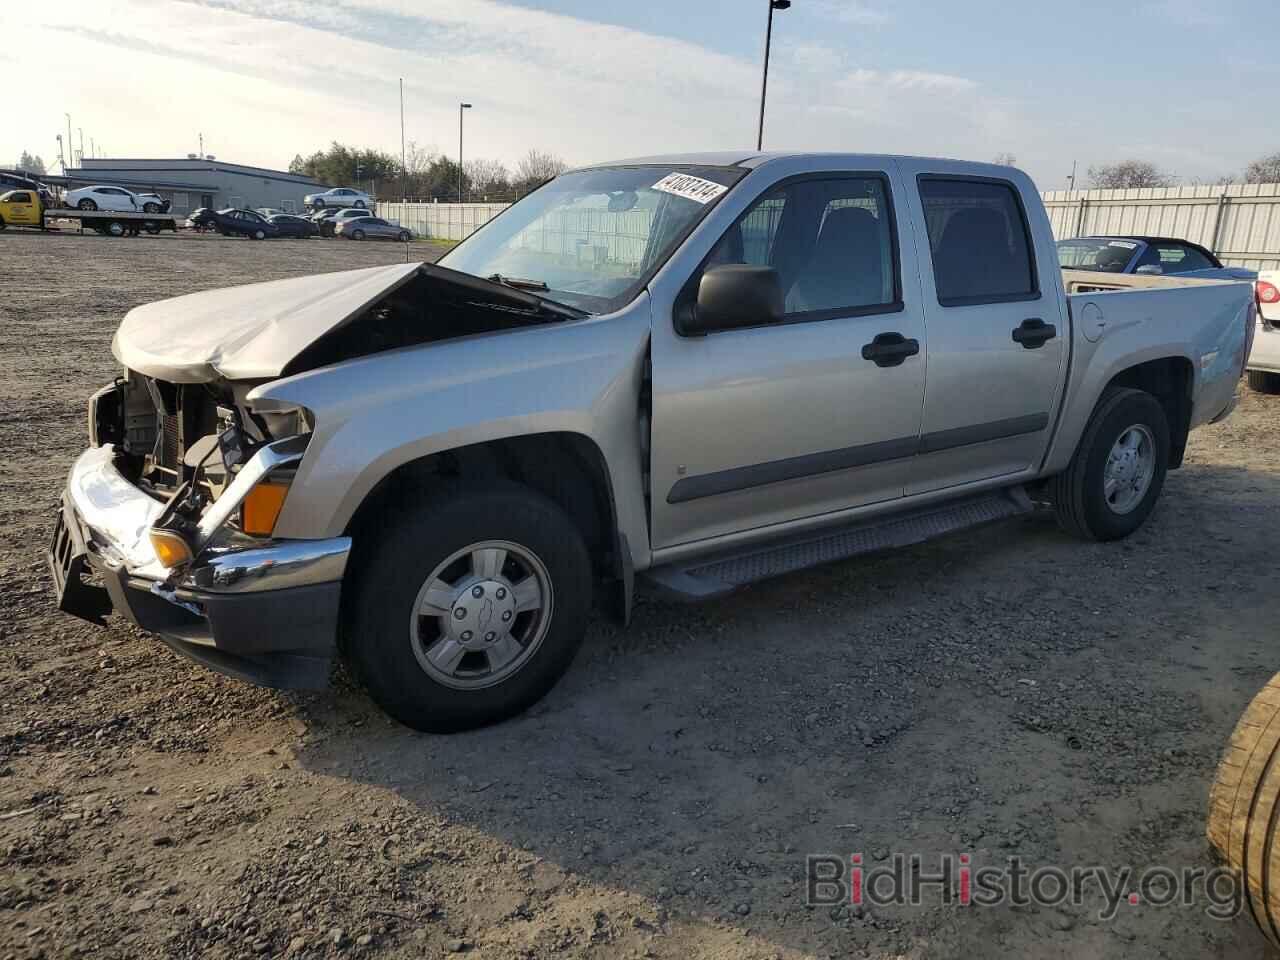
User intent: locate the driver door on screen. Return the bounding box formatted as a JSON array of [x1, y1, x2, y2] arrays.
[[648, 166, 928, 550]]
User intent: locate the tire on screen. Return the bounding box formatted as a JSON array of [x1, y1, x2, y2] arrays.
[[354, 200, 365, 209], [105, 221, 125, 238], [1248, 370, 1280, 394], [143, 202, 160, 213], [398, 230, 411, 243], [252, 229, 266, 240], [313, 201, 325, 212], [1048, 386, 1169, 541], [345, 484, 592, 733], [0, 216, 6, 231], [77, 198, 97, 211], [1207, 673, 1280, 949], [144, 223, 160, 235], [350, 229, 364, 241]]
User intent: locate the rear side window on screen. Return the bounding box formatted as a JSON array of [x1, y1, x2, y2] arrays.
[[919, 178, 1037, 305], [7, 192, 31, 203]]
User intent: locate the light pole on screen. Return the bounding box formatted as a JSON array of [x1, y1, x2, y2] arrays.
[[65, 114, 73, 170], [756, 0, 790, 151], [56, 135, 65, 174], [400, 78, 407, 204], [458, 102, 472, 203]]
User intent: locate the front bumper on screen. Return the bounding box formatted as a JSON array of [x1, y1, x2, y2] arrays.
[[49, 445, 351, 690]]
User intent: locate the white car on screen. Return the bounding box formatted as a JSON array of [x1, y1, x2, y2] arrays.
[[304, 186, 372, 211], [65, 185, 147, 212], [1246, 271, 1280, 392]]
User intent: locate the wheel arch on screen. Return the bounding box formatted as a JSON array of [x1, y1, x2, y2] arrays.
[[342, 431, 633, 624], [1102, 356, 1194, 468]]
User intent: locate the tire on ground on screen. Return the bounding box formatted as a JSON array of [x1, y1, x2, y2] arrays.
[[1248, 370, 1280, 394], [345, 483, 592, 733], [1048, 386, 1170, 541], [1207, 672, 1280, 949]]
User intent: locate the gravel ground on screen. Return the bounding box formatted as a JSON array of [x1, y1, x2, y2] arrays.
[[0, 229, 1276, 959]]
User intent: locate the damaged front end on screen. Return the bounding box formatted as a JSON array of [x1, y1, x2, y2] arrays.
[[51, 371, 350, 689]]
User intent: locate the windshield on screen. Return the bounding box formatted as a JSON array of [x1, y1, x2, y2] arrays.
[[438, 164, 746, 313], [1056, 238, 1140, 273]]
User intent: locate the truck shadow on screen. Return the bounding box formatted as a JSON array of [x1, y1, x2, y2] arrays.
[[292, 460, 1278, 956]]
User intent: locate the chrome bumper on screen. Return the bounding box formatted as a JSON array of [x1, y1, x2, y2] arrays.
[[53, 444, 351, 689]]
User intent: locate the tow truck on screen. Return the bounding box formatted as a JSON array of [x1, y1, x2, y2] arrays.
[[0, 189, 178, 236]]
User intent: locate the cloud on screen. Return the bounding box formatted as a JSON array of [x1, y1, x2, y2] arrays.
[[810, 1, 891, 26]]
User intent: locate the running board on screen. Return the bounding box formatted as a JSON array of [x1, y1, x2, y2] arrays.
[[643, 487, 1034, 599]]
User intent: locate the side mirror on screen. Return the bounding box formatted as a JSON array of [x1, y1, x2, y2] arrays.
[[1135, 264, 1163, 275], [682, 264, 784, 336]]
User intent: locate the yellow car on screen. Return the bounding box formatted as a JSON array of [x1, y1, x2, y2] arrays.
[[0, 188, 42, 229]]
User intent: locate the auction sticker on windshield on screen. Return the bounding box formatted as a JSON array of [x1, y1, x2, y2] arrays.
[[652, 173, 728, 205]]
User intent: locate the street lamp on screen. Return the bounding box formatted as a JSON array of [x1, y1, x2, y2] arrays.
[[458, 102, 472, 203], [756, 0, 790, 151]]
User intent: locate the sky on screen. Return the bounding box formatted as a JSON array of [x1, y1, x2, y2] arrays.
[[5, 0, 1278, 190]]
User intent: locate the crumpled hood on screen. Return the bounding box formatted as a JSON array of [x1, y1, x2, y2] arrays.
[[111, 261, 422, 383]]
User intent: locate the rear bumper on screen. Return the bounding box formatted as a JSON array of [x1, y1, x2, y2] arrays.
[[1248, 322, 1280, 374], [50, 446, 351, 690]]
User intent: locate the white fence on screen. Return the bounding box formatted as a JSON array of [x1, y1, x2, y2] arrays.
[[1042, 183, 1280, 272], [376, 201, 509, 241], [384, 184, 1280, 272]]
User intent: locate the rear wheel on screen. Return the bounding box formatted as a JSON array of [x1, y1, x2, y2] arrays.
[[398, 230, 411, 243], [105, 221, 125, 238], [1049, 387, 1170, 541], [346, 485, 592, 732], [77, 198, 97, 211], [144, 223, 160, 235], [1248, 370, 1280, 394], [354, 200, 366, 209]]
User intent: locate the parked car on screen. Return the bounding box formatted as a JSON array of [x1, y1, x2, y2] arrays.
[[1056, 236, 1256, 281], [51, 153, 1254, 733], [304, 186, 372, 210], [186, 207, 279, 239], [267, 214, 319, 238], [256, 207, 287, 218], [334, 216, 411, 242], [1246, 271, 1280, 393], [65, 185, 149, 213]]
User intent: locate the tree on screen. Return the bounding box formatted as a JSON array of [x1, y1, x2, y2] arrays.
[[1087, 160, 1176, 189], [17, 151, 46, 175], [992, 152, 1017, 167], [513, 149, 567, 196], [289, 142, 400, 188], [1244, 151, 1280, 185], [465, 158, 511, 199]]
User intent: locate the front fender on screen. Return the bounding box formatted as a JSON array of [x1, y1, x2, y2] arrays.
[[247, 294, 654, 569]]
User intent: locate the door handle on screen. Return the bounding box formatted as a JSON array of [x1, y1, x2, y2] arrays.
[[1012, 318, 1057, 349], [861, 332, 920, 368]]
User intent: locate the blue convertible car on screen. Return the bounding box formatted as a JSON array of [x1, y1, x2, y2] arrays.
[[1057, 235, 1256, 281]]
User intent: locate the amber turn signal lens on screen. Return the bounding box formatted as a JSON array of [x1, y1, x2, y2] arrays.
[[149, 528, 194, 568], [242, 481, 290, 536]]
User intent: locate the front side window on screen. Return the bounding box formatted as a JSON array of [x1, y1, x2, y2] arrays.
[[919, 178, 1037, 305], [705, 176, 898, 317], [439, 164, 746, 314]]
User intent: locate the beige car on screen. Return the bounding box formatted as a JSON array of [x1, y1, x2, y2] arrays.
[[334, 215, 411, 242]]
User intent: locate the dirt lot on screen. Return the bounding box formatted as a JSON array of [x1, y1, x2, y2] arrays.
[[0, 229, 1276, 959]]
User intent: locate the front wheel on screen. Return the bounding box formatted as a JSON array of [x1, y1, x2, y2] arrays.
[[143, 202, 160, 213], [398, 230, 411, 243], [354, 200, 365, 209], [346, 485, 592, 732], [350, 229, 364, 241], [252, 229, 266, 240], [1049, 387, 1170, 541]]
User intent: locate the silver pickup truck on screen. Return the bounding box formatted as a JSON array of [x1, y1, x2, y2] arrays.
[[50, 153, 1255, 732]]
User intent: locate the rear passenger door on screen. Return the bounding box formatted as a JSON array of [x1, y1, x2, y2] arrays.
[[897, 165, 1068, 494]]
